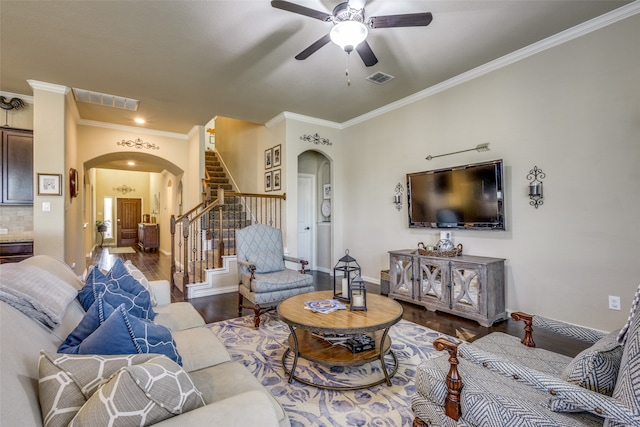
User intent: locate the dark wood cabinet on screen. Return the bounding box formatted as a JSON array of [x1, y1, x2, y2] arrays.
[[0, 241, 34, 263], [1, 128, 33, 205], [138, 223, 159, 252]]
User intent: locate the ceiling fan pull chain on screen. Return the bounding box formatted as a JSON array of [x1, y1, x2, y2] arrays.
[[346, 52, 351, 86]]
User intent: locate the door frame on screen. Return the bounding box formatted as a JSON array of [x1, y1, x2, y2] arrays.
[[297, 173, 316, 271]]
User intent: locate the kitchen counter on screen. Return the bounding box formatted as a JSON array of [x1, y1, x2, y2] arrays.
[[0, 232, 34, 243]]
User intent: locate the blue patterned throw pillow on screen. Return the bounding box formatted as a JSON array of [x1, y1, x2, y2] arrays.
[[79, 262, 154, 321], [59, 297, 181, 365], [59, 296, 115, 351]]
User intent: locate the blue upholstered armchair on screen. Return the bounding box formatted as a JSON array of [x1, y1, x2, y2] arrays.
[[236, 224, 314, 327]]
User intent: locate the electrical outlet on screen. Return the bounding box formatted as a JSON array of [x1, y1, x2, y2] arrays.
[[608, 295, 621, 311], [0, 228, 8, 235]]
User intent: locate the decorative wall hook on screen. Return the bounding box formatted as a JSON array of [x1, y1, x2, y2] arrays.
[[527, 166, 545, 208], [426, 143, 489, 161], [394, 182, 404, 211]]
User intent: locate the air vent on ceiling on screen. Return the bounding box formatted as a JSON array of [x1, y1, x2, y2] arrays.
[[72, 88, 139, 111], [366, 72, 395, 85]]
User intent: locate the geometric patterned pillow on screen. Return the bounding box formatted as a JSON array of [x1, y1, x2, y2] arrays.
[[67, 355, 205, 427], [38, 352, 157, 427], [108, 258, 156, 316], [246, 250, 285, 273], [606, 294, 640, 427], [79, 264, 154, 321], [561, 330, 623, 396], [58, 296, 114, 352], [58, 301, 182, 366], [124, 260, 158, 306]]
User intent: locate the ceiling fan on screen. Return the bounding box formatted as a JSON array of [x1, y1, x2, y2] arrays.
[[271, 0, 433, 67]]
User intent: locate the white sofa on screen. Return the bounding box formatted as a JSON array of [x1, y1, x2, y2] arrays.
[[0, 255, 290, 427]]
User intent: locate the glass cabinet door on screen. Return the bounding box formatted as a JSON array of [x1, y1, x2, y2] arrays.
[[450, 262, 483, 315], [417, 258, 449, 307], [390, 254, 414, 299]]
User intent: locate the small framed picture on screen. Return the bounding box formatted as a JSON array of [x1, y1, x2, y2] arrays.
[[37, 173, 62, 196], [273, 169, 281, 191], [265, 171, 272, 192], [265, 148, 273, 169], [273, 144, 281, 167], [69, 168, 79, 198], [323, 183, 332, 199]]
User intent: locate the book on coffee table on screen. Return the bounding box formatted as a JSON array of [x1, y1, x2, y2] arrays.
[[304, 299, 346, 314]]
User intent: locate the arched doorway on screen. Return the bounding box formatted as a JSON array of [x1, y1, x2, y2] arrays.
[[297, 150, 331, 273], [84, 152, 184, 251]]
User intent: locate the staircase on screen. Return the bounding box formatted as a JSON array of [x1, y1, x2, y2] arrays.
[[170, 150, 286, 300], [199, 151, 250, 265]]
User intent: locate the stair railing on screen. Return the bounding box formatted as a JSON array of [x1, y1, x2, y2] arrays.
[[170, 188, 286, 300]]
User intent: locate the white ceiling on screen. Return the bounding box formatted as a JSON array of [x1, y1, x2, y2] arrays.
[[0, 1, 633, 135]]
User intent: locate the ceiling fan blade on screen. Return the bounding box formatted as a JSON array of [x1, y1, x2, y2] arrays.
[[368, 12, 433, 28], [271, 1, 332, 21], [295, 34, 331, 60], [356, 40, 378, 67]]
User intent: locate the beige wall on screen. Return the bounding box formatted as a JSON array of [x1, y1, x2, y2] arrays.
[[338, 13, 640, 331], [215, 116, 267, 194], [30, 82, 68, 263]]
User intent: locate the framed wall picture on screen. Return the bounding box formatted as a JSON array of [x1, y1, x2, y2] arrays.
[[265, 148, 273, 169], [69, 168, 79, 198], [265, 171, 272, 192], [273, 144, 281, 167], [38, 173, 62, 196], [323, 183, 332, 199], [273, 169, 281, 191]]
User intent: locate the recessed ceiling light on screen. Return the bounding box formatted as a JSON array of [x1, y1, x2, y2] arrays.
[[127, 161, 135, 166], [134, 118, 145, 124]]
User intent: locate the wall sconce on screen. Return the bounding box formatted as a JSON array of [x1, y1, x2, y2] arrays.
[[394, 182, 404, 211], [527, 166, 545, 208]]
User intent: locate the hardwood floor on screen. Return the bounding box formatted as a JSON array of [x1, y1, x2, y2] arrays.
[[90, 245, 589, 357]]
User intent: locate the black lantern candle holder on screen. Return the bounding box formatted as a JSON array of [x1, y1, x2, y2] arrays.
[[333, 249, 361, 302], [349, 275, 367, 311]]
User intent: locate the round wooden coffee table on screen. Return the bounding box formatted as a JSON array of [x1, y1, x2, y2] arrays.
[[278, 290, 403, 390]]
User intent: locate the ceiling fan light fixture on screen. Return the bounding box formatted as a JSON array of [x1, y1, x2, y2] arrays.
[[330, 20, 368, 52]]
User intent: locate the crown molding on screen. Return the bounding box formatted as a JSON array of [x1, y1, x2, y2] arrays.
[[266, 111, 342, 129], [77, 119, 189, 140], [0, 90, 34, 104], [27, 80, 69, 95], [342, 1, 640, 129]]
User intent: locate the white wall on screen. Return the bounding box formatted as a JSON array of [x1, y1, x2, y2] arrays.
[[339, 13, 640, 331]]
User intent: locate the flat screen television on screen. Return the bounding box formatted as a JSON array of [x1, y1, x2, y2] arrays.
[[407, 159, 505, 230]]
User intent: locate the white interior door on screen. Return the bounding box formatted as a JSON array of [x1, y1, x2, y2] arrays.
[[297, 174, 316, 270]]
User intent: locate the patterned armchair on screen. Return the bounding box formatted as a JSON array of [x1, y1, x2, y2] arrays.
[[236, 224, 314, 328], [412, 284, 640, 426]]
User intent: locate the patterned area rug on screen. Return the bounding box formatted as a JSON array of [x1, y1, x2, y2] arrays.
[[108, 247, 136, 254], [209, 313, 457, 427]]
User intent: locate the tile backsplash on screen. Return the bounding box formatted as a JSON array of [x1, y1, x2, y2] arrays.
[[0, 205, 34, 236]]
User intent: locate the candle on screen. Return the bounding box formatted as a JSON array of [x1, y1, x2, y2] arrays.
[[342, 277, 348, 297], [352, 294, 364, 307]]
